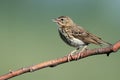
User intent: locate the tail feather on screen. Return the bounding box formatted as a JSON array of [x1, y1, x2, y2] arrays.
[[100, 40, 112, 46], [89, 33, 112, 46]]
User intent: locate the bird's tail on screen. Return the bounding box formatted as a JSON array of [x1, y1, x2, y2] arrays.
[[89, 33, 112, 46], [100, 40, 112, 46]]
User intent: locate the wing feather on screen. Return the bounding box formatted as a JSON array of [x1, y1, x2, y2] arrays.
[[71, 25, 108, 45]]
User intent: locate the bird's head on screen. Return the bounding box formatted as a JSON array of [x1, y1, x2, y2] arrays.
[[53, 16, 74, 27]]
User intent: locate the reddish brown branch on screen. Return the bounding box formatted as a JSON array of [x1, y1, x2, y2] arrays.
[[0, 41, 120, 80]]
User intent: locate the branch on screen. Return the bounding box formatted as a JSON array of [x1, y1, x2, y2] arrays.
[[0, 41, 120, 80]]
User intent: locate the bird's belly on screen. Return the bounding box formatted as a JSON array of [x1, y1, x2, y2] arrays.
[[70, 38, 85, 47]]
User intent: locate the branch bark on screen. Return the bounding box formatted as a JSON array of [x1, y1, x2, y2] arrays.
[[0, 41, 120, 80]]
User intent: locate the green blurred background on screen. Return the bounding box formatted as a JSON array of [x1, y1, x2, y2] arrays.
[[0, 0, 120, 80]]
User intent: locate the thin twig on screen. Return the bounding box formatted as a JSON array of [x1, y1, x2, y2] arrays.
[[0, 41, 120, 80]]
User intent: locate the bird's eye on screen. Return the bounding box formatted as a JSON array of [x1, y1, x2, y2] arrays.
[[61, 18, 64, 21]]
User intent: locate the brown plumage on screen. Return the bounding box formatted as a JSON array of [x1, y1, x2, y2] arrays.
[[53, 16, 111, 57]]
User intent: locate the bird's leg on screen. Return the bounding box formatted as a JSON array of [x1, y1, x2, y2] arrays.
[[79, 45, 88, 53], [76, 45, 88, 60], [67, 48, 79, 61]]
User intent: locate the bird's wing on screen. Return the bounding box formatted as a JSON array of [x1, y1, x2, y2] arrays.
[[71, 25, 110, 45]]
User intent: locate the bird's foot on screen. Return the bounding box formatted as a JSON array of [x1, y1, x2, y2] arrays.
[[67, 49, 78, 62]]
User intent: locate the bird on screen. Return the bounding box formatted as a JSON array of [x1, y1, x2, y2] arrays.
[[52, 16, 111, 60]]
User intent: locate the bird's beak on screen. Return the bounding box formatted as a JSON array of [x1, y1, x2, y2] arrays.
[[52, 18, 59, 23]]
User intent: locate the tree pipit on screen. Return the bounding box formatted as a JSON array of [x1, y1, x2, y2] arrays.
[[53, 16, 111, 61]]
